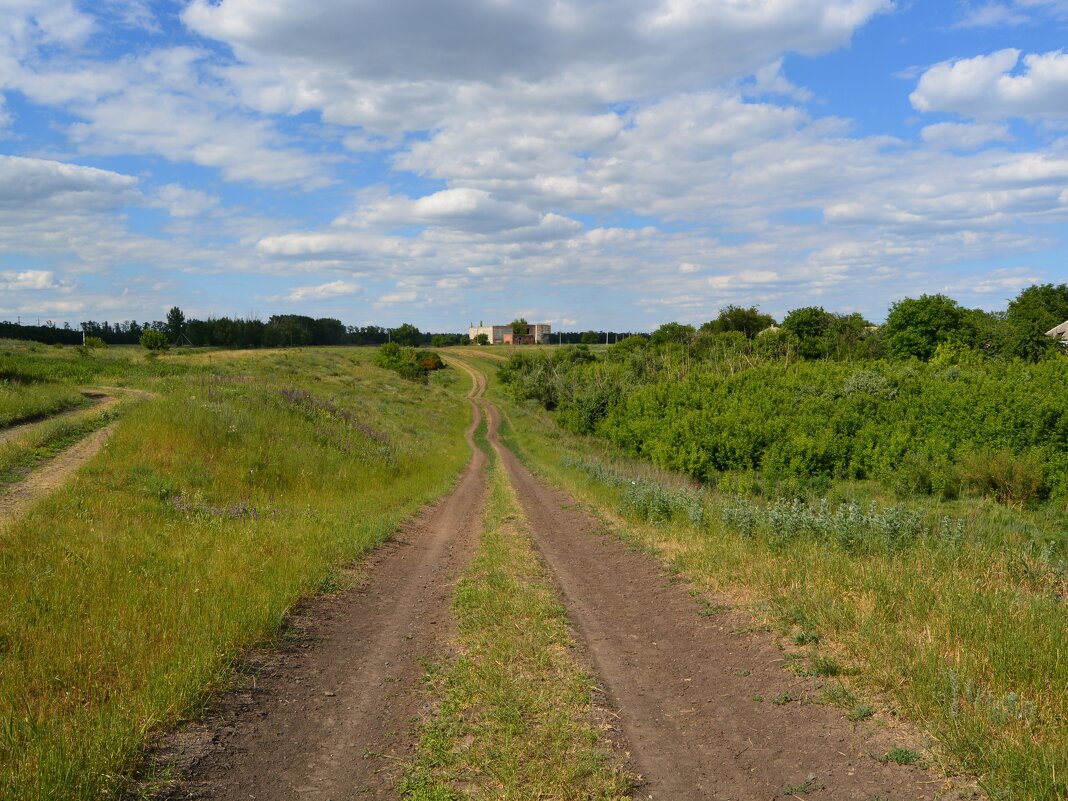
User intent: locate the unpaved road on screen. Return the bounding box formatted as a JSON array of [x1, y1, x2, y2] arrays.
[[152, 357, 963, 800], [154, 370, 488, 800], [481, 395, 951, 800]]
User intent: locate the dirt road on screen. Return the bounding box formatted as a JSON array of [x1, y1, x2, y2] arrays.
[[151, 357, 962, 800], [155, 368, 488, 800], [481, 396, 949, 799]]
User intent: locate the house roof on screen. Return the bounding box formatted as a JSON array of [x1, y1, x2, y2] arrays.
[[1047, 319, 1068, 339]]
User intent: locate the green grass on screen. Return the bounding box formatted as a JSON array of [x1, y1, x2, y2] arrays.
[[454, 352, 1068, 801], [0, 380, 89, 429], [0, 404, 121, 485], [401, 450, 634, 800], [0, 347, 472, 800]]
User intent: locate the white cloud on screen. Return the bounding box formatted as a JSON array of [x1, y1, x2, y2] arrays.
[[911, 49, 1068, 119], [920, 121, 1012, 149], [0, 269, 60, 290], [285, 280, 361, 301], [151, 184, 219, 218]]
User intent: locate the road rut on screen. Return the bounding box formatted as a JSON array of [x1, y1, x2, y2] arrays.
[[475, 365, 956, 801], [156, 368, 488, 800]]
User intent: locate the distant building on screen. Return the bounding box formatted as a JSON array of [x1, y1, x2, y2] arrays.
[[469, 322, 551, 345], [1047, 319, 1068, 342]]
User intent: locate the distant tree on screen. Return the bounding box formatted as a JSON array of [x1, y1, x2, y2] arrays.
[[649, 322, 696, 346], [475, 333, 490, 346], [510, 318, 529, 338], [140, 330, 169, 351], [580, 330, 601, 344], [391, 322, 423, 347], [166, 306, 186, 344], [701, 305, 776, 339], [882, 294, 973, 360]]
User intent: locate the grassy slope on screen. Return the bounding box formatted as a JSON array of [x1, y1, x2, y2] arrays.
[[403, 429, 633, 800], [460, 353, 1067, 801], [0, 346, 471, 800]]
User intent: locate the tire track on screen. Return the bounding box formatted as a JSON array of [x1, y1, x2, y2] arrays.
[[154, 362, 489, 800], [456, 354, 960, 801]]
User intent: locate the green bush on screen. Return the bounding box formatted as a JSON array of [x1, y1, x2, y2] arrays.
[[139, 330, 169, 351]]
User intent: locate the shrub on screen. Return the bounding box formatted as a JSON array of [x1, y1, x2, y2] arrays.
[[83, 336, 108, 349], [139, 330, 169, 351], [958, 448, 1047, 505]]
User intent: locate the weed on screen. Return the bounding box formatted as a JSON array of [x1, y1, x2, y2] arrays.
[[848, 704, 874, 722], [783, 776, 825, 795], [878, 747, 921, 766]]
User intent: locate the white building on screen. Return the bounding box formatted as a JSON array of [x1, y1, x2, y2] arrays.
[[469, 322, 551, 345]]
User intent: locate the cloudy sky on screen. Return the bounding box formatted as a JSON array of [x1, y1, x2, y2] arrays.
[[1, 1, 1067, 331]]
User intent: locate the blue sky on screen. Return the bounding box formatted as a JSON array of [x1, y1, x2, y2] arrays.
[[1, 1, 1066, 332]]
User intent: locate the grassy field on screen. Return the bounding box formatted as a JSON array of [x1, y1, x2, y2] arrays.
[[402, 430, 633, 800], [457, 352, 1067, 801], [0, 344, 471, 800]]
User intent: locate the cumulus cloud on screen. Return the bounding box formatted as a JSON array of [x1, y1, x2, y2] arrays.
[[911, 49, 1068, 119], [0, 269, 61, 290]]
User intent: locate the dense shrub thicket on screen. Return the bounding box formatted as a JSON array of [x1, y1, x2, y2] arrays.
[[499, 338, 1068, 504], [374, 342, 446, 383]]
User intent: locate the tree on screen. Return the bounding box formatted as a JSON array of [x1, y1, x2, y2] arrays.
[[781, 306, 832, 359], [649, 322, 696, 346], [701, 305, 776, 339], [999, 283, 1068, 360], [882, 294, 974, 360], [510, 318, 529, 338], [580, 330, 601, 344], [475, 333, 490, 346], [166, 306, 186, 344], [391, 322, 422, 347]]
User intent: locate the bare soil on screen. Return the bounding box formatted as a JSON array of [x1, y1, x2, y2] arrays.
[[482, 396, 966, 800], [146, 375, 488, 800]]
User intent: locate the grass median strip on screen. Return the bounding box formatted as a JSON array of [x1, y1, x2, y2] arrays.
[[402, 448, 634, 800]]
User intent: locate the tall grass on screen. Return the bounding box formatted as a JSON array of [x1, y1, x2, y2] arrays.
[[459, 353, 1068, 801], [0, 348, 471, 800]]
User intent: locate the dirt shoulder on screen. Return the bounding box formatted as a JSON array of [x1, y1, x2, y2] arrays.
[[146, 374, 487, 800], [482, 397, 962, 800]]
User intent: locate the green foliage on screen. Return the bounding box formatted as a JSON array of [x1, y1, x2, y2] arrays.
[[82, 336, 107, 349], [165, 306, 185, 343], [510, 317, 529, 337], [474, 332, 490, 346], [499, 344, 1068, 503], [882, 294, 974, 360], [649, 321, 696, 345], [391, 322, 423, 347], [375, 342, 445, 383], [139, 329, 169, 351], [701, 304, 776, 339]]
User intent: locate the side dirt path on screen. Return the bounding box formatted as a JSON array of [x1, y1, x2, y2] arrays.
[[0, 388, 154, 528], [150, 372, 488, 800], [475, 379, 962, 799]]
